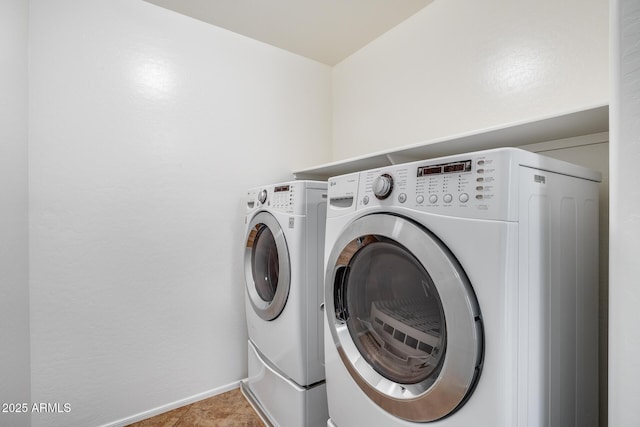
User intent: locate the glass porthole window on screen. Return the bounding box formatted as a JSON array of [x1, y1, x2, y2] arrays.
[[251, 225, 279, 303], [245, 212, 290, 321], [344, 238, 446, 387]]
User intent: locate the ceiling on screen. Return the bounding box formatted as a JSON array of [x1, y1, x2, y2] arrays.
[[144, 0, 434, 65]]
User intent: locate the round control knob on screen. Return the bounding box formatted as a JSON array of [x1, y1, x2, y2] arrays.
[[258, 189, 267, 204], [443, 194, 453, 203], [398, 193, 407, 203], [372, 173, 394, 200], [416, 195, 425, 204], [363, 195, 370, 205], [459, 193, 469, 203], [429, 194, 438, 204]]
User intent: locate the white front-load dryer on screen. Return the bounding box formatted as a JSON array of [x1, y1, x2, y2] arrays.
[[241, 180, 329, 427], [323, 148, 600, 427]]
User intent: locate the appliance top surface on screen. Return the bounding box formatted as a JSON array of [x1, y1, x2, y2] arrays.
[[247, 179, 327, 192], [353, 148, 601, 183]]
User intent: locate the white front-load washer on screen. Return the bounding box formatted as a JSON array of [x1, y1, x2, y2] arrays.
[[323, 148, 600, 427], [240, 180, 329, 427]]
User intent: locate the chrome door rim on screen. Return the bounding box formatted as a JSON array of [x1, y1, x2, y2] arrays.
[[325, 213, 483, 422], [245, 211, 291, 321]]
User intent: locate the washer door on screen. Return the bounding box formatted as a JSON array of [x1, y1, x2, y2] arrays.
[[245, 211, 291, 321], [325, 214, 483, 422]]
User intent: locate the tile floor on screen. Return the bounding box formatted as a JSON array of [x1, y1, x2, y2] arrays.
[[126, 388, 265, 427]]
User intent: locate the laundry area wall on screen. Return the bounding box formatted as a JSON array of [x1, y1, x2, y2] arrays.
[[1, 0, 609, 427], [330, 0, 608, 160], [27, 1, 330, 426], [0, 1, 31, 427]]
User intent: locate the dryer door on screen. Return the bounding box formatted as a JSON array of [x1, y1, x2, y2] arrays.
[[245, 211, 290, 321], [326, 214, 483, 422]]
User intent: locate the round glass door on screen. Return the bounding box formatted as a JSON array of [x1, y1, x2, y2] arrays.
[[346, 239, 446, 387], [326, 214, 483, 422], [245, 211, 290, 321]]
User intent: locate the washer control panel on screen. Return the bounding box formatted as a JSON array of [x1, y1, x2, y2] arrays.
[[356, 150, 515, 220], [270, 184, 295, 210], [247, 181, 313, 215], [254, 184, 296, 213]]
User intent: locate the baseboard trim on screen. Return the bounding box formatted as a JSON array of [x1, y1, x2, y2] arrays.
[[98, 380, 241, 427]]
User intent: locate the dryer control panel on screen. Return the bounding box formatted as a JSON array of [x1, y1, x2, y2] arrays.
[[351, 149, 519, 221], [328, 147, 600, 221]]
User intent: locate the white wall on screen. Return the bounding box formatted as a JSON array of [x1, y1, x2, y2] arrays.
[[332, 0, 609, 161], [0, 0, 31, 426], [28, 1, 331, 426], [609, 1, 640, 426]]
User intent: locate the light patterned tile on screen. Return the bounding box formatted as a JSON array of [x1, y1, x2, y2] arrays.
[[126, 388, 265, 427], [175, 389, 265, 427], [126, 404, 190, 427]]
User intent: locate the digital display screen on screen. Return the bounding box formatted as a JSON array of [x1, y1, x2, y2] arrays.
[[417, 160, 472, 177], [274, 185, 290, 192], [444, 163, 466, 173], [422, 166, 442, 175]]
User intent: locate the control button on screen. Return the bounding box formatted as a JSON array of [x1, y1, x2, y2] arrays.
[[477, 169, 485, 174], [363, 195, 370, 205], [428, 194, 438, 204], [476, 186, 484, 191], [398, 193, 407, 203], [258, 189, 268, 204], [476, 177, 484, 182], [416, 195, 425, 204], [443, 194, 453, 203], [459, 193, 469, 203], [476, 195, 484, 200], [372, 173, 394, 200], [477, 160, 485, 165]]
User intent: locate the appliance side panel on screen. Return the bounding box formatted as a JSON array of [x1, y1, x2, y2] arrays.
[[577, 197, 600, 426], [519, 166, 599, 427], [316, 200, 328, 370], [519, 176, 550, 427], [303, 186, 328, 382], [549, 196, 578, 427]]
